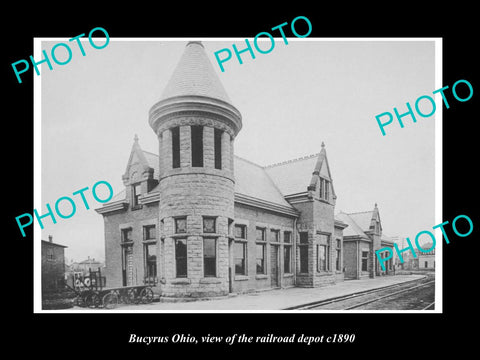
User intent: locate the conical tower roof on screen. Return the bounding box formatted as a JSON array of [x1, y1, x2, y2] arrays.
[[149, 41, 242, 137], [160, 41, 232, 104]]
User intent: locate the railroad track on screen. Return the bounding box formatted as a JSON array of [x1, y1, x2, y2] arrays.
[[285, 277, 435, 310]]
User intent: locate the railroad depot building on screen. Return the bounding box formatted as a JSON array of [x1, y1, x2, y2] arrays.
[[96, 41, 393, 299], [336, 208, 395, 279]]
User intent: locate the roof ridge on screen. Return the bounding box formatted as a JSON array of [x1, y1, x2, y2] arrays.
[[347, 210, 374, 215], [233, 154, 264, 168], [263, 153, 320, 169], [142, 149, 159, 157]]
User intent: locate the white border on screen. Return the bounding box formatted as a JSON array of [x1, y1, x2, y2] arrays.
[[34, 37, 442, 314]]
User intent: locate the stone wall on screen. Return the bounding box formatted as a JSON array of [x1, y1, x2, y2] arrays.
[[233, 203, 296, 293]]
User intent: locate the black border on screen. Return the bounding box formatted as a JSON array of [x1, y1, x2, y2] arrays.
[[5, 6, 478, 354]]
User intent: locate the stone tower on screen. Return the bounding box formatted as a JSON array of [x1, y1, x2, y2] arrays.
[[149, 41, 242, 298]]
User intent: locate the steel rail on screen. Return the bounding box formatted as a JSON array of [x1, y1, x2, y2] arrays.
[[285, 276, 428, 310], [343, 280, 435, 310]]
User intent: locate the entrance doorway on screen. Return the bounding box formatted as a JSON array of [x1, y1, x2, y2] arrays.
[[270, 244, 280, 288], [121, 245, 133, 286]]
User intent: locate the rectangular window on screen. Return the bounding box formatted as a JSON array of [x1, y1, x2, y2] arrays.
[[47, 248, 55, 261], [361, 251, 369, 272], [143, 225, 156, 240], [284, 231, 291, 243], [256, 227, 265, 241], [234, 224, 246, 239], [271, 229, 279, 242], [284, 245, 291, 273], [214, 128, 222, 170], [172, 127, 180, 168], [299, 232, 308, 273], [204, 238, 216, 277], [234, 242, 246, 275], [144, 243, 157, 279], [203, 217, 216, 233], [319, 178, 324, 198], [121, 228, 132, 243], [325, 180, 329, 200], [191, 125, 203, 167], [132, 183, 141, 208], [175, 217, 187, 234], [256, 243, 265, 274], [317, 244, 327, 271], [318, 234, 331, 271], [425, 261, 428, 268], [175, 239, 187, 278]]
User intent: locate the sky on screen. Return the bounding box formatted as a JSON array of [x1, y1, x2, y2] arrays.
[[39, 38, 437, 263]]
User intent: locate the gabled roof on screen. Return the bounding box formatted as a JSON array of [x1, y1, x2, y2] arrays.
[[123, 134, 157, 181], [109, 188, 126, 202], [41, 240, 67, 248], [234, 156, 294, 209], [336, 204, 385, 239], [348, 211, 375, 232], [264, 154, 319, 196], [102, 151, 297, 211], [264, 143, 336, 198], [335, 213, 369, 239], [160, 41, 232, 104], [381, 234, 396, 245]]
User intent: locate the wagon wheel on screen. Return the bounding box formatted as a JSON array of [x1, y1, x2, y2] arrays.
[[102, 292, 119, 309], [80, 290, 93, 307], [86, 293, 101, 308], [139, 287, 154, 304], [127, 288, 139, 304], [75, 294, 86, 307]]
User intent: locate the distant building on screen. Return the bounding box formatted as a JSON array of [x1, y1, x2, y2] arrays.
[[70, 256, 104, 275], [336, 204, 395, 279], [396, 239, 435, 270], [41, 235, 67, 293]]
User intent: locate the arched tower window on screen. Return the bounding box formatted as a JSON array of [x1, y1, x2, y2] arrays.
[[172, 127, 180, 168], [191, 125, 203, 167], [214, 128, 222, 169]]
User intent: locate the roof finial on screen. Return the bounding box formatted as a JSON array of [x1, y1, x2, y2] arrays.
[[375, 202, 378, 208], [134, 134, 139, 143], [321, 141, 325, 148], [187, 40, 204, 48]]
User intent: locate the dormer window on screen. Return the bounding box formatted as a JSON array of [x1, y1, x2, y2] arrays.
[[121, 228, 132, 243], [132, 183, 142, 209], [319, 178, 330, 201]]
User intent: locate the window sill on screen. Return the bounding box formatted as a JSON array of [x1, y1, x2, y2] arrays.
[[199, 278, 222, 284], [171, 279, 190, 285], [234, 275, 249, 281], [142, 240, 157, 244], [297, 273, 309, 276], [255, 275, 268, 280], [284, 273, 294, 278]]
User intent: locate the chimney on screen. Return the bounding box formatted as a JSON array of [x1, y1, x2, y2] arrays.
[[48, 235, 53, 243]]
